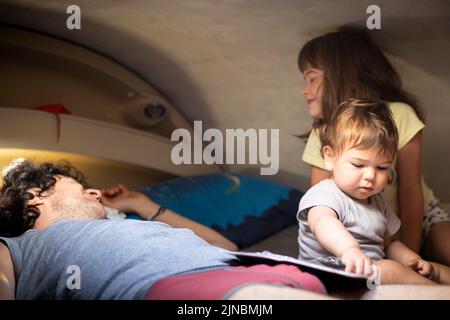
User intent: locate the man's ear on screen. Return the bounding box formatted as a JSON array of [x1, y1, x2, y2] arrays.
[[322, 145, 336, 171]]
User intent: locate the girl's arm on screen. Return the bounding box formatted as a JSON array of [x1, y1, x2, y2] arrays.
[[397, 132, 424, 253], [308, 206, 372, 275], [310, 166, 331, 186]]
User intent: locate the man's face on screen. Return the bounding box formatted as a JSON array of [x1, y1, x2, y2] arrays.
[[30, 176, 106, 223]]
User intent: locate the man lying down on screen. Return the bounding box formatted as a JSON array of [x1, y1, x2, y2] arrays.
[[0, 159, 326, 300]]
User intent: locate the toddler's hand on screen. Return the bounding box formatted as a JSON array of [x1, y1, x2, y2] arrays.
[[341, 247, 373, 276], [408, 258, 434, 279]]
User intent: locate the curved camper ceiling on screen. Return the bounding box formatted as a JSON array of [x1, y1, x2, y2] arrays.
[[0, 1, 449, 201], [0, 26, 220, 188]]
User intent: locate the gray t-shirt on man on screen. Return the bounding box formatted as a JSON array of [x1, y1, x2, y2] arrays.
[[297, 179, 401, 262], [0, 219, 236, 299]]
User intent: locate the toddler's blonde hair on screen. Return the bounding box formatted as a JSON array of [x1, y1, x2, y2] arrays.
[[320, 99, 398, 160]]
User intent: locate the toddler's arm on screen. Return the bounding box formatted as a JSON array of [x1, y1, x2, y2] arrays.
[[308, 206, 372, 275], [385, 240, 421, 265], [386, 240, 435, 279]]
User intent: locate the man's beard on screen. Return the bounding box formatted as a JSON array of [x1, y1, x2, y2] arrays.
[[51, 196, 106, 221]]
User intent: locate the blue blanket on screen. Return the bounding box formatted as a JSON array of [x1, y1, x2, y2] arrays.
[[128, 173, 303, 248]]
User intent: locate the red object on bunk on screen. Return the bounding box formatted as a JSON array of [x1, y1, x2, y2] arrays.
[[34, 103, 72, 115], [33, 103, 72, 143]]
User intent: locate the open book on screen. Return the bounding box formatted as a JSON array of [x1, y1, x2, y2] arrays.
[[232, 251, 369, 291]]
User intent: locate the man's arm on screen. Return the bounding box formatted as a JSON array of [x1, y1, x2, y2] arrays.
[[153, 209, 238, 251], [102, 185, 238, 251], [0, 242, 15, 299]]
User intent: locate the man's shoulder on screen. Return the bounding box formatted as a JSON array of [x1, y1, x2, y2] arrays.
[[0, 240, 9, 251], [0, 240, 12, 261]]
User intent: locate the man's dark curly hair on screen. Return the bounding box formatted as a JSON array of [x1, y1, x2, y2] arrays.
[[0, 159, 88, 237]]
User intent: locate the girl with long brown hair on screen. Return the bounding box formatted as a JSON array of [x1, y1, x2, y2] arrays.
[[298, 29, 449, 266]]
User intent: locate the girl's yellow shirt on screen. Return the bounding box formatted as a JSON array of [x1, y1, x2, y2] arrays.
[[302, 102, 434, 214]]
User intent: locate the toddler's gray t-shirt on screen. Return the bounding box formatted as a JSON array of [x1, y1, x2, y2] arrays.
[[297, 179, 401, 261]]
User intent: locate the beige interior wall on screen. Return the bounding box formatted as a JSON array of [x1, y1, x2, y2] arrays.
[[0, 27, 221, 188], [0, 42, 168, 134], [0, 149, 175, 190], [1, 2, 448, 201], [1, 45, 119, 117], [0, 25, 198, 140], [0, 45, 177, 189]]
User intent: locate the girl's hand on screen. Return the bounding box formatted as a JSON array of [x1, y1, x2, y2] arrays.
[[341, 247, 373, 276], [408, 258, 435, 279]]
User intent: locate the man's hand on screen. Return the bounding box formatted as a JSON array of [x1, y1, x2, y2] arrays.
[[101, 185, 157, 217], [341, 247, 373, 276], [408, 258, 435, 279]]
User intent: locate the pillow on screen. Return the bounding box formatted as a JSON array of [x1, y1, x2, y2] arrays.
[[128, 173, 303, 248]]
